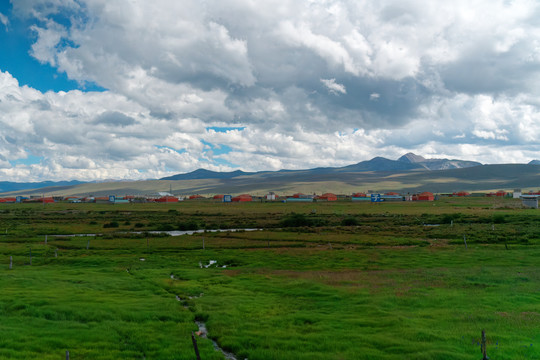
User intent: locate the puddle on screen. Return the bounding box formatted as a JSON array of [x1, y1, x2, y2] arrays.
[[195, 321, 239, 360]]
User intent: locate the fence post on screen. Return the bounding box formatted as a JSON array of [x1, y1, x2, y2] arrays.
[[86, 239, 90, 250], [45, 235, 47, 244], [9, 256, 12, 270], [191, 332, 201, 360], [463, 235, 467, 249], [55, 248, 58, 258], [202, 237, 205, 250], [481, 329, 488, 360], [66, 350, 69, 360]]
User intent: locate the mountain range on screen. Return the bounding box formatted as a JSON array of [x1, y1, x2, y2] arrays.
[[160, 153, 482, 181], [1, 153, 539, 196]]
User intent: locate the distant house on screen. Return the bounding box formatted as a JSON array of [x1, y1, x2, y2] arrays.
[[453, 191, 470, 197], [352, 193, 370, 201], [521, 195, 539, 209], [486, 190, 507, 197], [213, 194, 225, 200], [156, 196, 179, 203], [188, 195, 205, 200], [317, 193, 337, 201], [266, 192, 277, 201], [232, 194, 252, 202], [413, 192, 434, 201]]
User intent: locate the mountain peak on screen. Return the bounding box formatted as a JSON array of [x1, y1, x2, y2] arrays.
[[398, 153, 426, 163], [396, 153, 482, 170]]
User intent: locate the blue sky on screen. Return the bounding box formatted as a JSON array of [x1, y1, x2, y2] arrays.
[[0, 2, 77, 92], [1, 0, 540, 182]]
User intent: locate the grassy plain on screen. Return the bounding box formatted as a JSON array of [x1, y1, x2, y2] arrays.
[[0, 198, 539, 359]]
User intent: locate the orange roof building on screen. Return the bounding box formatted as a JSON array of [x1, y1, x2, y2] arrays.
[[318, 193, 337, 201], [413, 192, 434, 201], [232, 194, 252, 202]]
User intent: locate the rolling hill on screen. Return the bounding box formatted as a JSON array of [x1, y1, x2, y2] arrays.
[[2, 160, 539, 197]]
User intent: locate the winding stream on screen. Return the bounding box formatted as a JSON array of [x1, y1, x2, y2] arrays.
[[174, 289, 240, 359], [194, 321, 238, 360]]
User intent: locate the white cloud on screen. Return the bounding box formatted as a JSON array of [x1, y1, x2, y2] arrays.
[[1, 0, 540, 181], [321, 78, 347, 95]]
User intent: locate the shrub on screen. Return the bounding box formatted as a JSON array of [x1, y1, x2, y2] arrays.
[[157, 224, 175, 231], [103, 221, 119, 228], [177, 221, 199, 231], [280, 213, 313, 227], [341, 217, 359, 226]]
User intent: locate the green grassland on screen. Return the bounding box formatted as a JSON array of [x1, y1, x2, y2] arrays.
[[0, 198, 539, 359]]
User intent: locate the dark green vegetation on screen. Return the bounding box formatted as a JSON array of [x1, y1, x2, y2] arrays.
[[0, 198, 539, 359]]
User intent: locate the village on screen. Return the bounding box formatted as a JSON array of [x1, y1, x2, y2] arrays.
[[1, 188, 539, 207]]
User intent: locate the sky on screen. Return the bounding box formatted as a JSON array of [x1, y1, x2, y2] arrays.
[[1, 0, 540, 182]]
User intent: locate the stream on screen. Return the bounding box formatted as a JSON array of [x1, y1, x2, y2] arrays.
[[194, 321, 239, 360], [174, 288, 241, 359], [51, 228, 261, 237]]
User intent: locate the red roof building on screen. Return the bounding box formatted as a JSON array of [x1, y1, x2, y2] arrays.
[[188, 194, 205, 200], [317, 193, 337, 201], [155, 196, 179, 203], [413, 192, 434, 201], [486, 191, 507, 197], [232, 194, 252, 202]]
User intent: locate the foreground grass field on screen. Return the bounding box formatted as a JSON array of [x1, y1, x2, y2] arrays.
[[0, 198, 539, 359]]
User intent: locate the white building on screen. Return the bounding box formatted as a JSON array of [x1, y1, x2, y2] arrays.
[[521, 195, 539, 209]]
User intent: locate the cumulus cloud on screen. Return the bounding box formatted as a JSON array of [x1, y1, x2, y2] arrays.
[[0, 0, 540, 181]]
